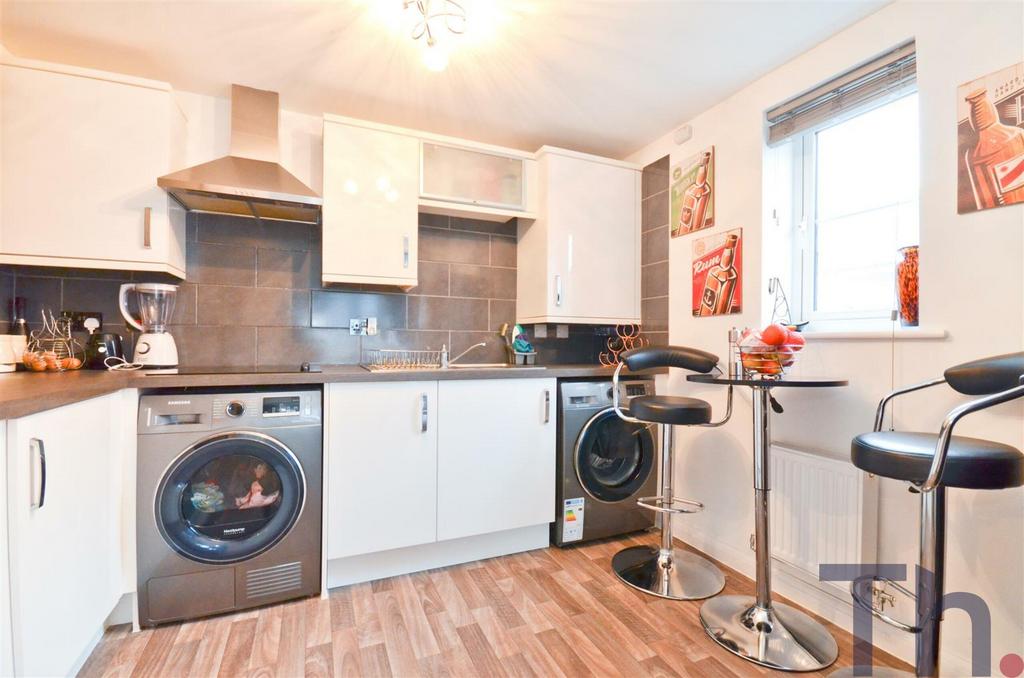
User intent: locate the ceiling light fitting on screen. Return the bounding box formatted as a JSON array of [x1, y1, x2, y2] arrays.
[[404, 0, 466, 47]]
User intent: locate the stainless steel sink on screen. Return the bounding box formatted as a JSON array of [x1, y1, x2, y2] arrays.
[[360, 363, 545, 372]]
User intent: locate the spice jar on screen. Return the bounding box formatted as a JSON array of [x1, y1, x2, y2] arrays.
[[896, 245, 919, 327]]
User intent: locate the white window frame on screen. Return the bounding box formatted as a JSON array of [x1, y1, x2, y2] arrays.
[[787, 90, 919, 328]]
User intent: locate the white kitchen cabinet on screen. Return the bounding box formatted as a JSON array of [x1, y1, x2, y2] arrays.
[[419, 140, 538, 222], [327, 381, 438, 558], [436, 378, 556, 541], [517, 146, 641, 324], [322, 116, 420, 288], [0, 422, 12, 678], [0, 57, 186, 277], [6, 394, 121, 677]]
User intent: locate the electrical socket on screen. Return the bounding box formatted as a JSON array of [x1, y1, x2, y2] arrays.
[[61, 310, 102, 332], [349, 317, 378, 336]]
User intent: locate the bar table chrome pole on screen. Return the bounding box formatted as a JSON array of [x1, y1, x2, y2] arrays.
[[698, 384, 840, 672]]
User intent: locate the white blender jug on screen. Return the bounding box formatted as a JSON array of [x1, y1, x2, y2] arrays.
[[119, 283, 179, 367]]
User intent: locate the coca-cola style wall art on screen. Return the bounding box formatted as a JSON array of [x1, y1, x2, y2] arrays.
[[670, 146, 715, 237], [692, 228, 743, 317], [957, 62, 1024, 213]]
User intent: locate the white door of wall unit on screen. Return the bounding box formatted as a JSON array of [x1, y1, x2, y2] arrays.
[[517, 147, 640, 325], [0, 59, 186, 277], [322, 117, 419, 288], [327, 381, 438, 558], [6, 395, 120, 678], [436, 378, 556, 541]]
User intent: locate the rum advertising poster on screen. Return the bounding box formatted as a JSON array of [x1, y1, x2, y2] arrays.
[[692, 228, 742, 317], [670, 146, 715, 237], [957, 62, 1024, 213]]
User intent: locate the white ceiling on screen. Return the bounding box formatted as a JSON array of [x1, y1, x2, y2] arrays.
[[0, 0, 888, 158]]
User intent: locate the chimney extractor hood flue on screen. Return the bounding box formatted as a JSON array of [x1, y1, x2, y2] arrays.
[[158, 84, 322, 224]]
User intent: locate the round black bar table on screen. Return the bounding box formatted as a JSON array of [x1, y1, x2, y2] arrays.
[[687, 373, 849, 672]]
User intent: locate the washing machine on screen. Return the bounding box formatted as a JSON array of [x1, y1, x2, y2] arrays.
[[553, 378, 659, 547], [137, 387, 322, 627]]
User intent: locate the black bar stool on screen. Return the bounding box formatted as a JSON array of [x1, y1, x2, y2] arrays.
[[843, 352, 1024, 677], [609, 346, 733, 600]]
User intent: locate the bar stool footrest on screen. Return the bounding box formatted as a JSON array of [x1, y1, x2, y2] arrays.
[[850, 575, 922, 633], [636, 495, 704, 515]]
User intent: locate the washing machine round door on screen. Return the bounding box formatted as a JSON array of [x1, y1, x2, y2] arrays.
[[156, 432, 305, 564], [574, 408, 656, 503]]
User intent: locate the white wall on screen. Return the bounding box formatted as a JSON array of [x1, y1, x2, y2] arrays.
[[629, 1, 1024, 673]]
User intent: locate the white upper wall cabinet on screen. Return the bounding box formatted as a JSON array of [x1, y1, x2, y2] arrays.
[[419, 140, 537, 222], [517, 146, 641, 325], [322, 116, 420, 288], [0, 57, 186, 278]]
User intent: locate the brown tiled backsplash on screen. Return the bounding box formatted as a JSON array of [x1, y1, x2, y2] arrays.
[[1, 212, 612, 367], [641, 156, 670, 346]]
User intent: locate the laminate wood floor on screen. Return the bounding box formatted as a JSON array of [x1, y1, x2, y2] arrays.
[[79, 533, 911, 677]]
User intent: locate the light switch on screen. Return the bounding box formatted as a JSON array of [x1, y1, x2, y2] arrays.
[[556, 324, 569, 338]]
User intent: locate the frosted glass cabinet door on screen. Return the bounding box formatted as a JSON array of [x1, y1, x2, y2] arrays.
[[421, 142, 526, 209]]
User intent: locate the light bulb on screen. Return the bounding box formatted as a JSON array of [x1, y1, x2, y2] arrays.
[[423, 45, 448, 72]]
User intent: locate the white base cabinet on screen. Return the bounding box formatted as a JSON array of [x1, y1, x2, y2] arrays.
[[0, 56, 186, 277], [327, 381, 438, 558], [517, 146, 641, 325], [327, 378, 556, 566], [437, 379, 556, 541], [5, 394, 122, 677]]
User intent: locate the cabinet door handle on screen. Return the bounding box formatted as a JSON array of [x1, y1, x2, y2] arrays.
[[30, 438, 46, 509], [543, 389, 550, 424], [420, 393, 429, 433], [403, 236, 410, 269], [555, 275, 562, 307], [143, 207, 152, 249]]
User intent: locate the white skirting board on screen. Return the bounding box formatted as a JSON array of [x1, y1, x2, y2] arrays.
[[326, 524, 549, 589]]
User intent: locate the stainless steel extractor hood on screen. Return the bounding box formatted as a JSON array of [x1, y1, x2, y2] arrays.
[[158, 84, 322, 224]]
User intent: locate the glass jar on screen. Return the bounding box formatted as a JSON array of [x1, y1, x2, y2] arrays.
[[896, 245, 919, 327]]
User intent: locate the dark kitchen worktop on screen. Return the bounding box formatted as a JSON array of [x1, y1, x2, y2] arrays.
[[0, 364, 663, 420]]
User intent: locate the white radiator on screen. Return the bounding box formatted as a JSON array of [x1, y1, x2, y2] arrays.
[[769, 444, 879, 598]]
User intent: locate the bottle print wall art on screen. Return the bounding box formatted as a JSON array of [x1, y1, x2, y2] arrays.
[[671, 146, 715, 236], [957, 62, 1024, 213], [692, 228, 743, 317]]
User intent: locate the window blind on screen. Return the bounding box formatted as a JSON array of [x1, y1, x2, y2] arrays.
[[765, 40, 917, 145]]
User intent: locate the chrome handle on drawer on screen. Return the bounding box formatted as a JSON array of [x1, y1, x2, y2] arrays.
[[420, 393, 428, 433], [555, 275, 562, 307], [543, 389, 550, 424], [143, 207, 152, 249], [30, 438, 46, 509], [403, 236, 410, 269]]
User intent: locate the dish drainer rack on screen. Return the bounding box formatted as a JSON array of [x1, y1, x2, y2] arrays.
[[363, 348, 444, 371]]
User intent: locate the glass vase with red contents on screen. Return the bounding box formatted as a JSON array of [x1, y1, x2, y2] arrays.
[[896, 245, 919, 327]]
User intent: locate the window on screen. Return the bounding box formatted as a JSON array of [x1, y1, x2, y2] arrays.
[[766, 42, 919, 328]]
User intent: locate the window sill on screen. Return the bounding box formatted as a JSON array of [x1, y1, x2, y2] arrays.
[[800, 327, 948, 341]]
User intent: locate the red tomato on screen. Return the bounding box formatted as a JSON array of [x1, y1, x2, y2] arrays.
[[778, 346, 795, 366], [761, 324, 789, 346], [787, 330, 806, 351]]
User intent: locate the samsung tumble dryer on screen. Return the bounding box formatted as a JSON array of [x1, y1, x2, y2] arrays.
[[137, 387, 322, 626], [553, 378, 659, 547]]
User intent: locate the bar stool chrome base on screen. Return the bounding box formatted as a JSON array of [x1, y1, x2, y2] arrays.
[[612, 544, 725, 601], [700, 595, 839, 672]]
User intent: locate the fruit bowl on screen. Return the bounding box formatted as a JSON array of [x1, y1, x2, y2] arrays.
[[738, 324, 805, 378]]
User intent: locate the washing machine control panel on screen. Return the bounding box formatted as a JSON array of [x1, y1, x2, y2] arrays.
[[262, 395, 301, 417]]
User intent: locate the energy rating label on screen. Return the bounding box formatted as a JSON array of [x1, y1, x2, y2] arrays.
[[562, 497, 585, 542]]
